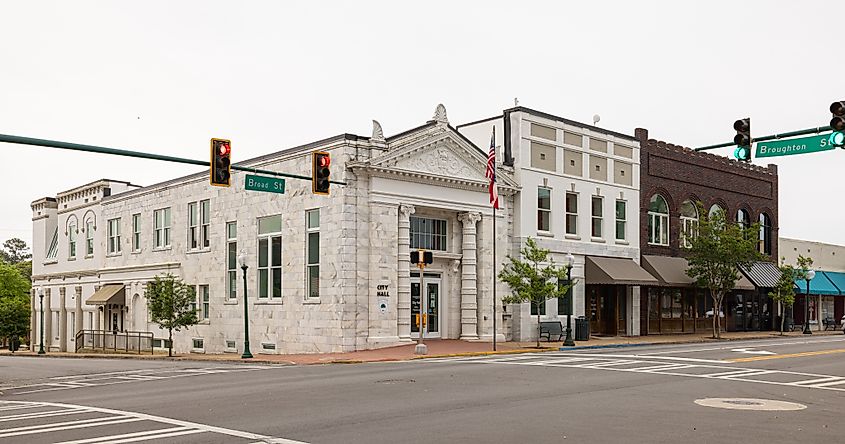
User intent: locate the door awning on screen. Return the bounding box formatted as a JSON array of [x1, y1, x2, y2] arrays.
[[585, 256, 658, 286], [740, 261, 782, 288], [85, 284, 125, 305], [641, 255, 696, 287]]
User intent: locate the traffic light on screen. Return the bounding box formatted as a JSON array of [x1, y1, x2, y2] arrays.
[[312, 151, 330, 195], [410, 250, 433, 265], [210, 138, 231, 187], [733, 118, 751, 162], [829, 130, 845, 148], [830, 101, 845, 132]]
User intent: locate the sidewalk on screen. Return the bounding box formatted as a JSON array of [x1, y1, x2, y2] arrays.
[[3, 330, 841, 365]]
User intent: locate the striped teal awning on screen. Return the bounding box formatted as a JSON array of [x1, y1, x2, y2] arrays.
[[822, 271, 845, 295]]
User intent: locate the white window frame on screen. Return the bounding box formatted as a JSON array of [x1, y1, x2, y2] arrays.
[[591, 196, 603, 238], [68, 223, 77, 259], [648, 195, 669, 246], [197, 285, 209, 321], [85, 220, 94, 256], [131, 213, 141, 252], [680, 201, 699, 249], [537, 187, 551, 233], [257, 215, 283, 300], [615, 200, 626, 241], [226, 222, 237, 301], [153, 208, 171, 249], [565, 192, 578, 236], [188, 202, 198, 250], [306, 209, 320, 299], [107, 218, 121, 254]]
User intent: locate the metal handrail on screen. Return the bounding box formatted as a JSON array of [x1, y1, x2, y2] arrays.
[[74, 329, 154, 355]]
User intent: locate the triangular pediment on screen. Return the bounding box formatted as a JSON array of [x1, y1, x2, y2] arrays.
[[367, 126, 517, 188]]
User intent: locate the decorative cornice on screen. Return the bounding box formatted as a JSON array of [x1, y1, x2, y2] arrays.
[[100, 262, 181, 274], [33, 270, 99, 281]]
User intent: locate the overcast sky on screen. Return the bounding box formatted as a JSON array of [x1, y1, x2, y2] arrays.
[[1, 1, 842, 252]]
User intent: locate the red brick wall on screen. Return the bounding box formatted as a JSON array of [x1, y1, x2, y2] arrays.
[[635, 128, 779, 260]]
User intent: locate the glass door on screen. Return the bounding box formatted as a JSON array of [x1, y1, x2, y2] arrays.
[[411, 274, 440, 338]]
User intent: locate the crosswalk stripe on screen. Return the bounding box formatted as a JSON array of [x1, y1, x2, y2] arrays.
[[790, 376, 844, 386], [1, 416, 133, 435], [0, 403, 44, 412], [0, 407, 86, 422], [94, 428, 204, 444], [810, 379, 845, 388], [54, 426, 193, 444], [0, 417, 143, 438]]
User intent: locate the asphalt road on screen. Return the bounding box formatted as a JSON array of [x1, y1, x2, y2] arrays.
[[1, 335, 843, 443]]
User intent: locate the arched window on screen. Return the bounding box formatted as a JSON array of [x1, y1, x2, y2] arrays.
[[708, 204, 724, 219], [759, 213, 772, 255], [648, 194, 669, 246], [736, 209, 750, 229], [680, 200, 699, 248]]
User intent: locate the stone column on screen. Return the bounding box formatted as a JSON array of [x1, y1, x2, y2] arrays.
[[458, 211, 482, 340], [44, 288, 52, 351], [397, 204, 415, 340], [93, 285, 101, 332], [30, 289, 37, 349], [59, 287, 67, 352], [75, 286, 83, 337]]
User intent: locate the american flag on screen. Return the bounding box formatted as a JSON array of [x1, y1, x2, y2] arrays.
[[485, 128, 499, 209]]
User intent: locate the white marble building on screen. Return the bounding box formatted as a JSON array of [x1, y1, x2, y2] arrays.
[[30, 105, 519, 354], [458, 107, 651, 340]]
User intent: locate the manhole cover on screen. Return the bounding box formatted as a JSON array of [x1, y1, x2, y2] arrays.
[[695, 398, 806, 411]]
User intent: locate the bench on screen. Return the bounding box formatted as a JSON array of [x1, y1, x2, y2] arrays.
[[823, 317, 837, 331], [539, 321, 565, 342]]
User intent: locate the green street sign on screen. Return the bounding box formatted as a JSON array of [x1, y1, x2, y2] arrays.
[[245, 174, 285, 194], [755, 134, 837, 158]]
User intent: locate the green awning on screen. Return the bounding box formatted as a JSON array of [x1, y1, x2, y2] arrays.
[[794, 272, 840, 295]]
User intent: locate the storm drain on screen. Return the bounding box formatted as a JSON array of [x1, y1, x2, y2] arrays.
[[694, 398, 806, 411]]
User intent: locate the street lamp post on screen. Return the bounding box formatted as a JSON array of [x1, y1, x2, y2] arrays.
[[563, 253, 575, 347], [803, 269, 815, 335], [239, 253, 253, 359], [37, 289, 45, 355]]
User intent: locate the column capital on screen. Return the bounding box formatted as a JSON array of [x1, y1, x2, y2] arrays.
[[399, 204, 416, 219], [458, 211, 482, 226]]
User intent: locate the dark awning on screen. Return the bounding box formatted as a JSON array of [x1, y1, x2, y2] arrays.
[[740, 261, 781, 288], [85, 284, 125, 305], [641, 255, 696, 287], [585, 256, 659, 286]]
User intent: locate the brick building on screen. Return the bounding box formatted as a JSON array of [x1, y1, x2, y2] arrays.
[[634, 128, 779, 334]]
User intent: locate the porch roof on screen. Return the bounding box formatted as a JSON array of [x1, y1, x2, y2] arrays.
[[85, 284, 125, 305]]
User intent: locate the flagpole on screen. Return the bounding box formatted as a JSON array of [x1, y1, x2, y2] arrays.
[[492, 126, 497, 352]]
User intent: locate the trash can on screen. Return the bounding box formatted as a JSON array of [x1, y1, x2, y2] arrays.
[[575, 316, 590, 341], [8, 337, 19, 352]]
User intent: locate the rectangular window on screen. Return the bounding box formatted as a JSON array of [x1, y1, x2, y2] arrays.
[[410, 217, 447, 251], [648, 213, 669, 246], [200, 200, 210, 248], [132, 214, 141, 252], [591, 196, 603, 238], [188, 202, 198, 250], [565, 193, 578, 235], [306, 210, 320, 298], [227, 222, 237, 301], [68, 224, 77, 259], [107, 218, 121, 254], [530, 300, 546, 316], [154, 208, 171, 248], [257, 215, 282, 299], [538, 187, 551, 232], [192, 338, 204, 350], [85, 220, 94, 255], [615, 200, 626, 241], [198, 285, 209, 320]]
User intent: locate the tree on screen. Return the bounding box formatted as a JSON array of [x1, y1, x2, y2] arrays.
[[685, 206, 764, 339], [0, 263, 31, 349], [0, 297, 30, 351], [144, 274, 198, 357], [0, 238, 32, 264], [769, 259, 796, 335], [498, 237, 574, 348]]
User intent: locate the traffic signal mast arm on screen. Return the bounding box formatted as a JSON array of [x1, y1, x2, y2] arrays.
[[0, 133, 347, 185], [695, 125, 833, 151]]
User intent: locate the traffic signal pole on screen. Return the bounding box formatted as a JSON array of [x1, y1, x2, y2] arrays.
[[0, 133, 346, 185], [695, 125, 833, 151]]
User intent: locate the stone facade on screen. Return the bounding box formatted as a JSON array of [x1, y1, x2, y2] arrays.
[[30, 105, 518, 355]]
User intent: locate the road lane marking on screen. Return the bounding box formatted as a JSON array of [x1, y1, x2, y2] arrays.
[[0, 407, 86, 422], [637, 337, 845, 355], [790, 376, 844, 386], [55, 427, 193, 444], [0, 416, 135, 435], [554, 352, 729, 364], [83, 429, 205, 444], [0, 417, 143, 438], [729, 348, 845, 362]]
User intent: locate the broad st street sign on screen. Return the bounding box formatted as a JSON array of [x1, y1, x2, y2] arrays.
[[245, 174, 286, 194]]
